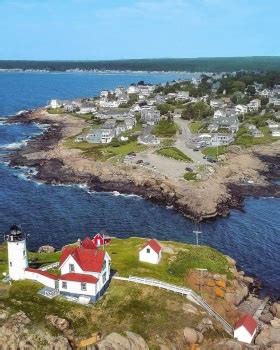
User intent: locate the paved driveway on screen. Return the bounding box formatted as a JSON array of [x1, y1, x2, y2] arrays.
[[174, 118, 209, 165]]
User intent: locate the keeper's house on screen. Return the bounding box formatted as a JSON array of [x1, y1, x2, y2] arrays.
[[139, 239, 162, 264], [17, 233, 111, 303]]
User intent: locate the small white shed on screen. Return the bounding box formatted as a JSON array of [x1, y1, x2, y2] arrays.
[[234, 314, 257, 344], [139, 239, 162, 265]]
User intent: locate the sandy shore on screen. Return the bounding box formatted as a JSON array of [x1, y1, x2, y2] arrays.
[[7, 109, 280, 221]]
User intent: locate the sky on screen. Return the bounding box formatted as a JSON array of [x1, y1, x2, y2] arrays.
[[0, 0, 279, 60]]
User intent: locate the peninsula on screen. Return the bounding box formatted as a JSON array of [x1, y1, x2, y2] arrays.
[[6, 71, 280, 221]]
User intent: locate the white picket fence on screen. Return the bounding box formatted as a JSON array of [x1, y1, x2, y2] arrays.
[[40, 262, 59, 271], [113, 275, 234, 336]]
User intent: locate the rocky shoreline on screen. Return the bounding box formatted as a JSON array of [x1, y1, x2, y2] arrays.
[[5, 110, 280, 222]]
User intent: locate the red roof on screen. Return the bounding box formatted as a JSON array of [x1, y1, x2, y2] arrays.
[[25, 267, 58, 280], [60, 246, 105, 273], [81, 237, 96, 249], [235, 314, 257, 335], [60, 273, 98, 284], [142, 239, 161, 254]]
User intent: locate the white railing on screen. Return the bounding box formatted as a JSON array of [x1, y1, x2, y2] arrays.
[[40, 262, 59, 271], [113, 275, 234, 336]]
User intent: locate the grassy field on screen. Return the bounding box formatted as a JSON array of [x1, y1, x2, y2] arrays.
[[47, 108, 65, 114], [202, 146, 226, 159], [157, 147, 193, 162], [235, 126, 280, 147], [152, 120, 178, 137], [64, 136, 147, 161], [0, 237, 231, 346]]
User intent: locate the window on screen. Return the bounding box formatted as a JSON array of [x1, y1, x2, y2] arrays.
[[9, 261, 12, 267], [81, 282, 87, 291], [62, 281, 67, 289], [102, 272, 107, 284], [69, 264, 75, 272], [146, 248, 150, 253]]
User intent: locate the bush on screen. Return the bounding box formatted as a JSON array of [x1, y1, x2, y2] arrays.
[[152, 120, 178, 137]]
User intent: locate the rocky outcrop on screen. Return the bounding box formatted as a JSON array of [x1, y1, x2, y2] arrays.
[[271, 303, 280, 318], [38, 245, 56, 253], [255, 322, 280, 348], [0, 311, 70, 349], [96, 331, 149, 350]]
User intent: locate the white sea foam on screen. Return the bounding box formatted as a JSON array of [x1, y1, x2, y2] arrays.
[[0, 140, 28, 150]]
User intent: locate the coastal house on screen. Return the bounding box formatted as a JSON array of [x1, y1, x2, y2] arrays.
[[267, 120, 279, 129], [250, 129, 264, 138], [271, 129, 280, 137], [176, 91, 190, 101], [50, 99, 61, 109], [234, 314, 257, 344], [247, 99, 261, 112], [137, 134, 160, 145], [210, 133, 234, 146], [235, 104, 248, 115], [86, 127, 115, 144], [139, 239, 162, 264], [140, 106, 161, 125], [79, 103, 97, 114], [127, 85, 139, 94], [210, 99, 224, 109]]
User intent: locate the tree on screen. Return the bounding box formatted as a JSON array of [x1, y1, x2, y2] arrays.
[[110, 137, 120, 147], [181, 102, 212, 120], [246, 85, 256, 96]]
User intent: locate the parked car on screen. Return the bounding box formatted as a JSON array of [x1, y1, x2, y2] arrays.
[[193, 148, 199, 152], [128, 152, 136, 157], [185, 167, 193, 172], [143, 162, 150, 166], [136, 159, 143, 164]]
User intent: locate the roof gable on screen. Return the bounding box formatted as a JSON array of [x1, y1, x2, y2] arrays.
[[142, 239, 161, 254], [235, 314, 257, 335]]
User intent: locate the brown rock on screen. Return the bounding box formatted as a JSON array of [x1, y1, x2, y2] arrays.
[[38, 245, 56, 253], [183, 327, 204, 344], [216, 280, 226, 288], [271, 303, 280, 318]]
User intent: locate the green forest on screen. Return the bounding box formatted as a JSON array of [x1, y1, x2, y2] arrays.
[[1, 56, 280, 72]]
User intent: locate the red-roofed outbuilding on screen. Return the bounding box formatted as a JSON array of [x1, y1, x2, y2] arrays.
[[234, 314, 257, 344], [139, 239, 162, 264]]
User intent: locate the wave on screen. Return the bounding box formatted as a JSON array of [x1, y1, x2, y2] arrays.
[[0, 140, 28, 150]]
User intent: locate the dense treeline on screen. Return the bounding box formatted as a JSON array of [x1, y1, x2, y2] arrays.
[[1, 57, 280, 72]]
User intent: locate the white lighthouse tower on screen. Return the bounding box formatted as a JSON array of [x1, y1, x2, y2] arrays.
[[5, 225, 28, 280]]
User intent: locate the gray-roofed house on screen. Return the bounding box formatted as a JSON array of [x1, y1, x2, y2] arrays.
[[140, 107, 161, 125], [86, 127, 115, 144]]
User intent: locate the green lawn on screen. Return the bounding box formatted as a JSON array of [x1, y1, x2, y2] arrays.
[[202, 146, 226, 159], [235, 126, 280, 147], [0, 237, 231, 346], [46, 108, 65, 114], [152, 120, 178, 137], [189, 121, 204, 134], [107, 237, 233, 284], [64, 136, 147, 161], [157, 147, 192, 162]]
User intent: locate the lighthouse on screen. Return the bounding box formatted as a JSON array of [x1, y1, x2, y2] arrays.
[[5, 225, 28, 280]]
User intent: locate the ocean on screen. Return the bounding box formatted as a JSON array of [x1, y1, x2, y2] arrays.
[[0, 72, 279, 296]]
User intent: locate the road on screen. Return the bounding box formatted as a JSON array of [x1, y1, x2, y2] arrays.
[[174, 117, 209, 165]]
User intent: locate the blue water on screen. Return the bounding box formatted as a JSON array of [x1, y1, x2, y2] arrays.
[[0, 72, 279, 295]]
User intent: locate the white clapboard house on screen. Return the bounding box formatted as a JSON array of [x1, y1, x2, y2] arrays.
[[234, 314, 257, 344], [5, 226, 111, 303]]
